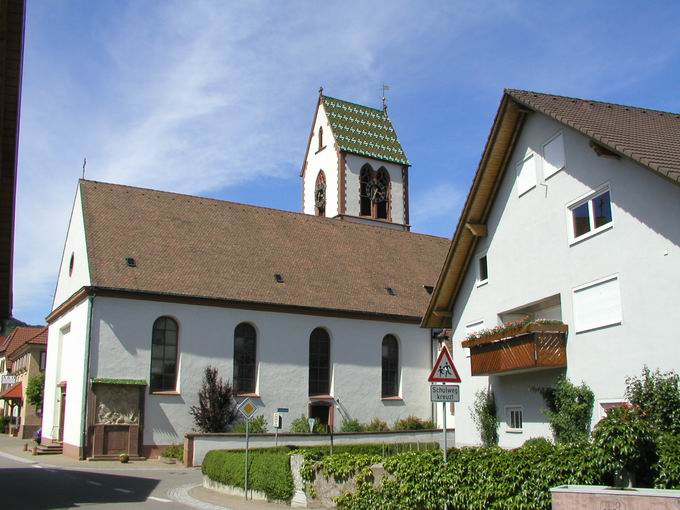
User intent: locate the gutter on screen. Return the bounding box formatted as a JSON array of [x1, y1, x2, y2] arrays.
[[79, 292, 95, 460]]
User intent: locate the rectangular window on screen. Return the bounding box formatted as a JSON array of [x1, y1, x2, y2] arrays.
[[506, 406, 523, 432], [543, 132, 565, 179], [39, 351, 47, 371], [517, 153, 537, 197], [568, 186, 613, 242], [478, 255, 488, 284], [598, 400, 627, 420], [573, 275, 622, 333]]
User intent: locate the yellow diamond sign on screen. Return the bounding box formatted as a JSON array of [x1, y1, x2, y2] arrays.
[[238, 398, 258, 420]]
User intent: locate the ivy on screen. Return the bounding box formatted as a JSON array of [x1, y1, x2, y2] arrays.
[[471, 388, 498, 446], [534, 376, 594, 443]]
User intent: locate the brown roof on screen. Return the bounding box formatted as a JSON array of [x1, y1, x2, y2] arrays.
[[80, 180, 449, 321], [423, 89, 680, 328], [507, 89, 680, 184], [4, 326, 46, 361], [0, 335, 8, 353]]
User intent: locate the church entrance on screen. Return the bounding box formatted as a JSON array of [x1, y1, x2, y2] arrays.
[[309, 401, 334, 432]]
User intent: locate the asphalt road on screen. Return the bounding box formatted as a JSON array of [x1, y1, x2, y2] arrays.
[[0, 452, 205, 510]]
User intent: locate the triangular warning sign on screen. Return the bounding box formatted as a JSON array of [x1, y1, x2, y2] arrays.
[[428, 344, 461, 383]]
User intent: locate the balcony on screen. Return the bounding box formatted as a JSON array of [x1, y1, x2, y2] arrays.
[[462, 322, 568, 376]]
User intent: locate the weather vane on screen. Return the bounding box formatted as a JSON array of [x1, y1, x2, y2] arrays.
[[382, 83, 391, 112], [82, 157, 87, 179]]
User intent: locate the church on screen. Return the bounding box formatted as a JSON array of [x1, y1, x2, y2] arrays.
[[41, 92, 450, 459]]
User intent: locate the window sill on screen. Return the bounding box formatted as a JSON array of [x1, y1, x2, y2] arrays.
[[476, 279, 488, 288], [506, 428, 523, 434], [236, 393, 260, 398], [381, 396, 403, 401], [309, 395, 334, 401], [569, 222, 613, 246], [315, 145, 327, 154], [150, 391, 181, 396]]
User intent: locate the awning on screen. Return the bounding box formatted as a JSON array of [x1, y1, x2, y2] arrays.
[[0, 382, 22, 401]]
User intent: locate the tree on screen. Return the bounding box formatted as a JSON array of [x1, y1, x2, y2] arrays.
[[625, 366, 680, 435], [26, 373, 45, 412], [189, 366, 238, 433]]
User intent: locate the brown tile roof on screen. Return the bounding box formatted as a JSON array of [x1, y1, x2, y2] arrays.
[[4, 326, 46, 361], [507, 90, 680, 184], [80, 180, 449, 321], [0, 335, 8, 353]]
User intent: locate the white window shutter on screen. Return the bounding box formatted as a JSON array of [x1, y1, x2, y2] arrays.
[[573, 276, 622, 333], [543, 133, 565, 179], [517, 154, 536, 197]]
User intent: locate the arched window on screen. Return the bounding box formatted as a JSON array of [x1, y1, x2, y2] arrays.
[[150, 317, 178, 392], [376, 168, 391, 220], [309, 328, 330, 396], [359, 165, 373, 216], [234, 323, 257, 394], [318, 126, 324, 151], [381, 335, 399, 398], [315, 171, 326, 217]]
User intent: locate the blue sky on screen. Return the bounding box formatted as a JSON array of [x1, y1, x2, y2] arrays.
[[14, 0, 680, 324]]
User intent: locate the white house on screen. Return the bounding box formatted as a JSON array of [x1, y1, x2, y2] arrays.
[[41, 93, 450, 459], [423, 89, 680, 447]]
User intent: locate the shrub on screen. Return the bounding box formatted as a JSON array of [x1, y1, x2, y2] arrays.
[[336, 441, 604, 510], [26, 373, 45, 411], [289, 414, 325, 433], [523, 437, 553, 448], [0, 415, 10, 433], [189, 366, 238, 433], [364, 418, 389, 432], [592, 406, 655, 487], [163, 444, 184, 461], [626, 367, 680, 435], [655, 434, 680, 489], [232, 415, 268, 433], [202, 448, 293, 501], [340, 419, 366, 432], [535, 376, 594, 443], [393, 415, 435, 431], [471, 388, 498, 446]]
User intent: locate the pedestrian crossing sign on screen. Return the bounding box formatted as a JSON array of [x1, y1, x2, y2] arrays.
[[428, 344, 461, 383]]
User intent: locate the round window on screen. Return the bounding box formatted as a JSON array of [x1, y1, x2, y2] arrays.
[[68, 252, 75, 277]]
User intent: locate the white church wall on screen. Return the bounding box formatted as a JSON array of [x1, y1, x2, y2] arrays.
[[448, 111, 680, 447], [89, 296, 433, 448], [52, 185, 91, 308], [303, 105, 339, 218], [344, 154, 405, 224], [42, 298, 91, 451]]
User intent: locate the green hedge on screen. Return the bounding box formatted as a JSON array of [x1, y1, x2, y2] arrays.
[[202, 448, 294, 502], [655, 434, 680, 489], [337, 441, 605, 510]]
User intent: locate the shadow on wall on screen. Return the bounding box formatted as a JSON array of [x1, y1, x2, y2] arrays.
[[0, 467, 160, 509]]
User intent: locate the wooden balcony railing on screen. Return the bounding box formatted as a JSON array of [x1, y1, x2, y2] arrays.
[[462, 323, 568, 376]]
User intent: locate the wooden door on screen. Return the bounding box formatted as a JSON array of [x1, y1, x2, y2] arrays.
[[58, 389, 66, 442]]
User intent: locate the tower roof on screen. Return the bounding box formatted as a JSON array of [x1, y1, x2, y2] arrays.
[[322, 95, 409, 166]]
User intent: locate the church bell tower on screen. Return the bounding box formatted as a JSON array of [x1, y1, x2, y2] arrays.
[[300, 90, 411, 231]]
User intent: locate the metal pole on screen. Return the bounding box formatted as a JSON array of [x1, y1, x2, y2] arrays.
[[244, 419, 249, 500], [443, 401, 448, 510]]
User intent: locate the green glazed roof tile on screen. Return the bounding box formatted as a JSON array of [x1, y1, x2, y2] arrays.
[[322, 95, 410, 165]]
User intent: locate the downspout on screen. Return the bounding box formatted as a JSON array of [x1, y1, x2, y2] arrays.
[[79, 291, 94, 460]]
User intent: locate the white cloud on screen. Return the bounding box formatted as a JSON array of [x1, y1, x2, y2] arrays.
[[410, 182, 464, 234]]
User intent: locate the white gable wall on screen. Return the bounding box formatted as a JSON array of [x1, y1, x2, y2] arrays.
[[89, 296, 433, 447], [52, 185, 91, 308], [449, 111, 680, 447], [303, 104, 339, 217], [344, 154, 405, 224]]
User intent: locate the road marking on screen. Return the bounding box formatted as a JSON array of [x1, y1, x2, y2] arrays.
[[114, 488, 133, 494], [148, 496, 173, 503], [0, 451, 37, 465], [167, 484, 228, 510], [32, 464, 44, 468], [87, 480, 103, 486]]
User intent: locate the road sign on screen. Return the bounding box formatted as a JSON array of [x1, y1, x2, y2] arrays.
[[272, 412, 282, 429], [308, 418, 316, 432], [238, 398, 258, 420], [1, 375, 16, 385], [428, 344, 461, 383], [276, 408, 289, 413], [431, 384, 460, 402]]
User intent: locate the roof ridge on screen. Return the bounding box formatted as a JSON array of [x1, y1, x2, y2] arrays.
[[506, 89, 680, 118], [79, 180, 448, 241], [322, 95, 385, 115]]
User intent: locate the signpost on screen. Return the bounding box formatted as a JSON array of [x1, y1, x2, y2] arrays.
[[272, 412, 282, 447], [428, 344, 461, 510], [238, 398, 258, 500]]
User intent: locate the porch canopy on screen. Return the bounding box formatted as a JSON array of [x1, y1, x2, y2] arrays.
[[0, 382, 22, 401]]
